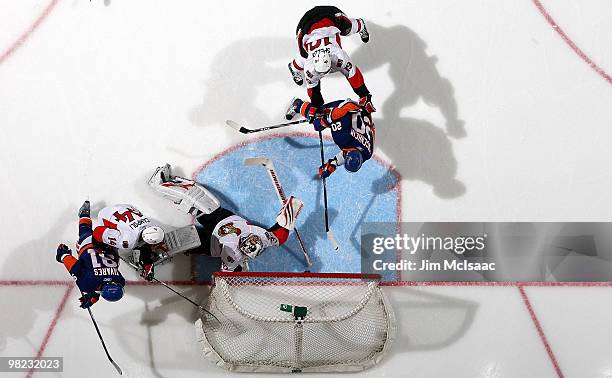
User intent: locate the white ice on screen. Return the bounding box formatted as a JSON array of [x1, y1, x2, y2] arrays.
[[1, 1, 612, 377]]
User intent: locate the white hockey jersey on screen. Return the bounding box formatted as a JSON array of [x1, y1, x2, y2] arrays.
[[303, 42, 356, 89], [210, 215, 280, 271], [93, 204, 155, 250]]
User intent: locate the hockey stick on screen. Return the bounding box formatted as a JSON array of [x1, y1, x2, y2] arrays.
[[226, 119, 308, 134], [244, 157, 313, 267], [77, 288, 123, 375], [118, 256, 219, 322], [318, 132, 339, 251]]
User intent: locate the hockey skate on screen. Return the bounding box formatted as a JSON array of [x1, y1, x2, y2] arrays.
[[359, 19, 369, 43], [288, 62, 304, 86], [285, 97, 301, 120]]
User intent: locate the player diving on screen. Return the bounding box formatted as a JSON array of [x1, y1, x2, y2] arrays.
[[147, 164, 304, 272], [55, 200, 125, 309]]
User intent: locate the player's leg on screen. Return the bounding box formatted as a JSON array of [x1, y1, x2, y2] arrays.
[[337, 15, 369, 43], [288, 56, 305, 86], [194, 208, 235, 255], [334, 47, 376, 112], [148, 164, 220, 215]]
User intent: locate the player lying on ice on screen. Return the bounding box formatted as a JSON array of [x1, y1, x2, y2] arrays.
[[147, 164, 304, 272], [92, 204, 164, 281], [286, 97, 375, 178], [288, 6, 375, 113], [55, 201, 125, 309]]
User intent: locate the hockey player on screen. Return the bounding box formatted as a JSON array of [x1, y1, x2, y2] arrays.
[[92, 204, 164, 281], [147, 164, 303, 272], [286, 97, 375, 178], [55, 201, 125, 309], [288, 6, 375, 113]]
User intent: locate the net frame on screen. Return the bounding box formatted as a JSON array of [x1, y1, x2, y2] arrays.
[[195, 271, 396, 373]]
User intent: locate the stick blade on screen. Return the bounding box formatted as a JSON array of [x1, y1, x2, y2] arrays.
[[111, 360, 123, 375], [327, 231, 339, 251], [225, 120, 248, 133], [244, 157, 271, 167]]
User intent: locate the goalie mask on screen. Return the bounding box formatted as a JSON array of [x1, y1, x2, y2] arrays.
[[239, 234, 264, 259]]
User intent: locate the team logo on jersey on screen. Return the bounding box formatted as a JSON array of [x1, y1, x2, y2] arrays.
[[218, 222, 241, 237], [239, 234, 263, 258]]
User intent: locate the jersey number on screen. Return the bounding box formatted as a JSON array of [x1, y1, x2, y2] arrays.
[[306, 36, 331, 52], [351, 113, 373, 139], [89, 251, 118, 268], [113, 208, 142, 223]]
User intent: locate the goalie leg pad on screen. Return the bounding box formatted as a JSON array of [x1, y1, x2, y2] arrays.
[[276, 196, 303, 230], [149, 172, 221, 215]]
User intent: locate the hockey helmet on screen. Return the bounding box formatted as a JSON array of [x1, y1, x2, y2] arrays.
[[142, 226, 164, 245], [312, 48, 332, 74], [239, 234, 264, 259], [344, 150, 364, 172], [100, 282, 124, 302]]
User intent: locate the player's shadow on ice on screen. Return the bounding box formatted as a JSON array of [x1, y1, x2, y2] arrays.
[[0, 207, 77, 352], [189, 37, 297, 143], [351, 21, 466, 198], [194, 22, 465, 199]]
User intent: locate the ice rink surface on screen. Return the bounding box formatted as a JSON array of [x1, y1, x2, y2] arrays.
[[1, 0, 612, 377]]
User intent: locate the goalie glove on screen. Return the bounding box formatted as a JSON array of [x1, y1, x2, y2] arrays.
[[276, 196, 304, 231]]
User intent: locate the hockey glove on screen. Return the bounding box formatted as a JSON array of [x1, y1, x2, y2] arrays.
[[276, 196, 304, 231], [141, 263, 155, 282], [359, 94, 376, 113], [78, 200, 90, 218], [306, 106, 321, 123], [319, 158, 338, 179], [56, 244, 72, 263], [79, 292, 100, 309]]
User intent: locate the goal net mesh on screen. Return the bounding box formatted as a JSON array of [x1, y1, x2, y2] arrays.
[[195, 272, 395, 373]]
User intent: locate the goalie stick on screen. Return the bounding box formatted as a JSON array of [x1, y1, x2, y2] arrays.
[[226, 119, 308, 134], [244, 157, 313, 266]]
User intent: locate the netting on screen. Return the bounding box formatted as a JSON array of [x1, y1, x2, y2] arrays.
[[195, 272, 395, 373]]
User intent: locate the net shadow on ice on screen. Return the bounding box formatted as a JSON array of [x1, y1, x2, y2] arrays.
[[386, 288, 477, 354]]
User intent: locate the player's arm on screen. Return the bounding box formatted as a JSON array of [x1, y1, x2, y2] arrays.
[[75, 200, 94, 256], [92, 226, 123, 249], [56, 244, 78, 272]]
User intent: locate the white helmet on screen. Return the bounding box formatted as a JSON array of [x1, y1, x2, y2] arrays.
[[312, 48, 332, 74], [141, 226, 164, 245]]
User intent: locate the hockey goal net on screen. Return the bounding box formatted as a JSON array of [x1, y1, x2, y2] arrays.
[[195, 271, 395, 373]]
